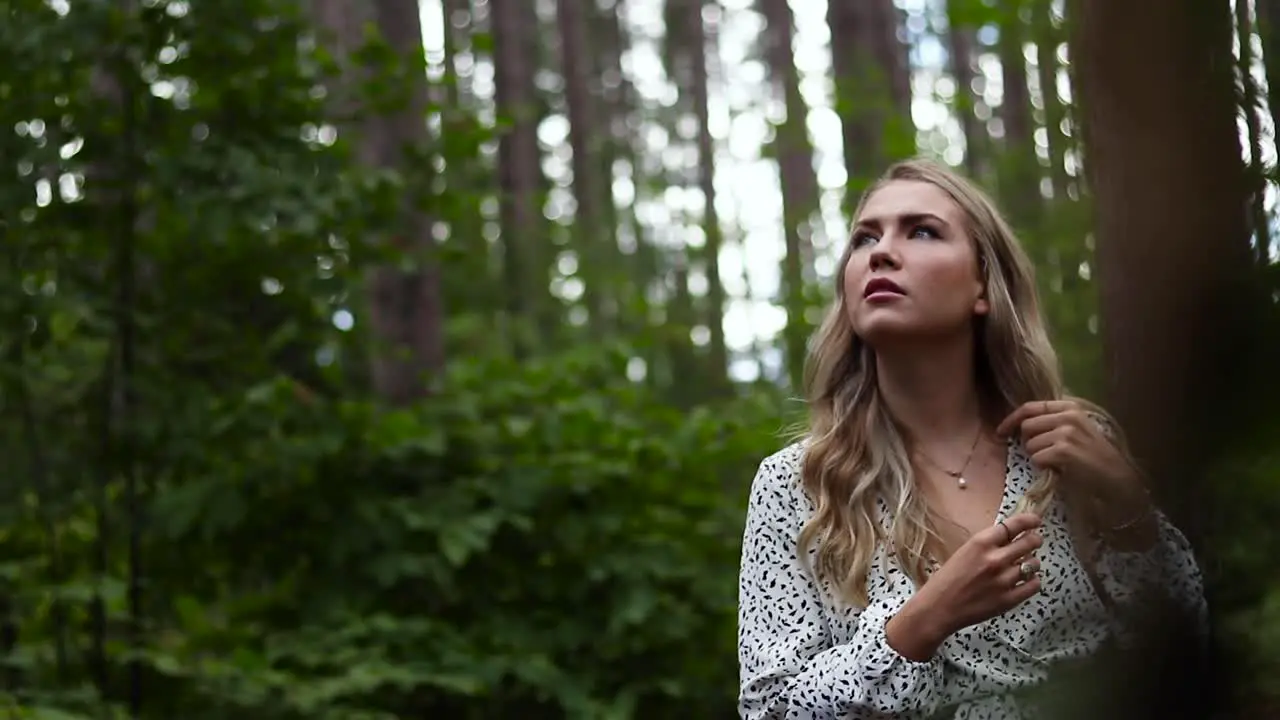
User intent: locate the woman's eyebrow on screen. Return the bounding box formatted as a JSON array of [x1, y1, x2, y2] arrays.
[[853, 212, 950, 230]]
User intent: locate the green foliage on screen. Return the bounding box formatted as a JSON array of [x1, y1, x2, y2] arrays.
[[4, 339, 789, 719], [136, 351, 785, 719], [0, 1, 801, 717], [1207, 392, 1280, 704]]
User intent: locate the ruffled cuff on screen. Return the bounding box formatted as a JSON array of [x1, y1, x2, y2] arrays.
[[845, 593, 945, 705]]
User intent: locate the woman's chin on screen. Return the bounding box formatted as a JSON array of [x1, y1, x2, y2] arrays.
[[853, 318, 924, 344], [854, 319, 963, 348]]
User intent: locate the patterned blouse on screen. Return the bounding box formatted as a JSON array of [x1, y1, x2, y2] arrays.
[[736, 439, 1206, 720]]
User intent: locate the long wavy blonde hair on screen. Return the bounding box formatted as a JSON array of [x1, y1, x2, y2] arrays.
[[797, 158, 1124, 608]]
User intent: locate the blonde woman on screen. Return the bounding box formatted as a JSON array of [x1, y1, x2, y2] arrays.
[[736, 159, 1205, 719]]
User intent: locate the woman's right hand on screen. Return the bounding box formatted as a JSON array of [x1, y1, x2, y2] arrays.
[[885, 512, 1044, 661]]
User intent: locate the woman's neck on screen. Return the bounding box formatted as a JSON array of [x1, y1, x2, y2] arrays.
[[874, 339, 985, 445]]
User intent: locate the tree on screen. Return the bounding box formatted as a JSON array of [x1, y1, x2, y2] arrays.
[[492, 0, 552, 354], [312, 0, 446, 404], [1073, 0, 1254, 525], [758, 0, 820, 390], [1073, 0, 1258, 710]]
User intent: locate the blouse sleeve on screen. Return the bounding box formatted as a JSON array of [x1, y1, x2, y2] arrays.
[[1092, 509, 1208, 633], [737, 449, 946, 720], [1083, 413, 1208, 633]]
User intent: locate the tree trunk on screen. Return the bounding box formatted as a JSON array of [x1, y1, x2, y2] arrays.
[[688, 0, 730, 393], [827, 0, 869, 204], [760, 0, 820, 391], [312, 0, 445, 404], [946, 7, 986, 181], [436, 2, 496, 321], [367, 0, 446, 404], [556, 0, 612, 332], [492, 0, 550, 354], [1074, 3, 1268, 710], [997, 0, 1040, 232], [601, 0, 653, 344], [828, 0, 914, 206], [1074, 0, 1253, 528], [872, 0, 914, 147]]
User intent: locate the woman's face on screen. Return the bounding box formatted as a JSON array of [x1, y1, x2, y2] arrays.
[[843, 180, 989, 345]]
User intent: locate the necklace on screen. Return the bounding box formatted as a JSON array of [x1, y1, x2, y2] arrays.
[[915, 426, 984, 490]]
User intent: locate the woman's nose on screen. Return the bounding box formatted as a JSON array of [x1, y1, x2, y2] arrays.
[[869, 242, 900, 271]]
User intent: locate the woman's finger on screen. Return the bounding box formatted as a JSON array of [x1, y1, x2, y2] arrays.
[[1028, 446, 1069, 470], [998, 555, 1041, 585], [996, 528, 1043, 563], [983, 513, 1042, 546], [1022, 426, 1066, 455], [996, 400, 1076, 436], [1000, 575, 1043, 608], [1016, 411, 1076, 441]]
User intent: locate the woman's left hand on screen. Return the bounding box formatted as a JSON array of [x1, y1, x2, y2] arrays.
[[996, 399, 1143, 502]]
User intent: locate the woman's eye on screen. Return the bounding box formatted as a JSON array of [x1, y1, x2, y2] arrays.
[[851, 225, 937, 248], [851, 232, 877, 248]]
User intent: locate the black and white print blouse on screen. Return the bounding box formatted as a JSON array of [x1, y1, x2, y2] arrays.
[[736, 439, 1206, 720]]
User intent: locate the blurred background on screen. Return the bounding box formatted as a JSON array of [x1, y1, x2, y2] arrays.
[[1, 0, 1279, 717]]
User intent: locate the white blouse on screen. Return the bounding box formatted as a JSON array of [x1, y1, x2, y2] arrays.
[[736, 439, 1206, 720]]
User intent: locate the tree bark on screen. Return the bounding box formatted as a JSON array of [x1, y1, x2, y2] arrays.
[[760, 0, 820, 391], [945, 6, 985, 181], [997, 0, 1040, 231], [556, 0, 612, 332], [828, 0, 914, 205], [492, 0, 550, 354], [311, 0, 445, 404], [1073, 0, 1253, 532], [688, 0, 730, 393], [1072, 23, 1258, 716], [1075, 4, 1246, 706], [366, 0, 446, 404]]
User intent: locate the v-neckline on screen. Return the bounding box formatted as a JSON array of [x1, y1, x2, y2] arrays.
[[991, 435, 1018, 526], [921, 436, 1018, 569]]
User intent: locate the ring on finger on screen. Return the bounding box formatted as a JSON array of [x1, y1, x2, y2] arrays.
[[997, 520, 1013, 544], [1018, 560, 1038, 582]]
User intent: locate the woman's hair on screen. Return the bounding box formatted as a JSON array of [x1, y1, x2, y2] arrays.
[[796, 157, 1125, 607]]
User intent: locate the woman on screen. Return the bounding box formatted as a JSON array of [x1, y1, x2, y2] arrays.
[[736, 159, 1205, 719]]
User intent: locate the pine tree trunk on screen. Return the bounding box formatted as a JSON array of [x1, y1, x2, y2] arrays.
[[1073, 0, 1255, 560], [760, 0, 820, 391], [492, 0, 550, 354]]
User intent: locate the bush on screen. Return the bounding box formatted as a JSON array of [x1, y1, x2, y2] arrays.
[[6, 344, 792, 719]]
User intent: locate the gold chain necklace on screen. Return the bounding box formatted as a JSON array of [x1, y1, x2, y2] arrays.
[[914, 426, 984, 490]]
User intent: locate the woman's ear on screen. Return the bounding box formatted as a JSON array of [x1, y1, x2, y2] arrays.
[[974, 255, 990, 315]]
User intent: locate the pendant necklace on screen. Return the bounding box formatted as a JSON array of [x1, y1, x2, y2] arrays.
[[916, 426, 983, 490]]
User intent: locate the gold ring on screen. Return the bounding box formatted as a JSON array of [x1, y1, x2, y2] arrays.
[[1043, 400, 1050, 414], [1018, 560, 1037, 582]]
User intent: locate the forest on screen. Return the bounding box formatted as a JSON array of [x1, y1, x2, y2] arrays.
[[1, 0, 1279, 717]]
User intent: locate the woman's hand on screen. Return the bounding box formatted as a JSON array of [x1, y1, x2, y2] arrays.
[[998, 399, 1156, 547], [996, 399, 1143, 499], [886, 513, 1044, 661]]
